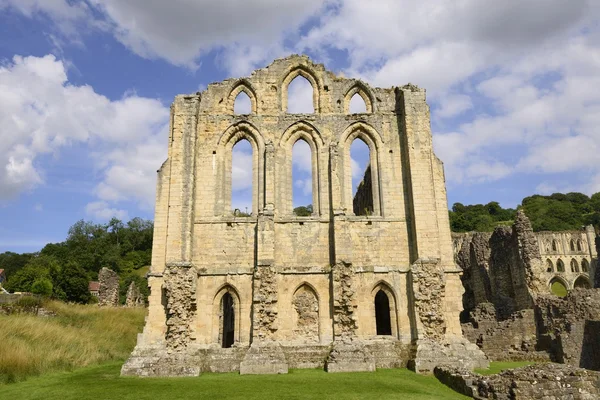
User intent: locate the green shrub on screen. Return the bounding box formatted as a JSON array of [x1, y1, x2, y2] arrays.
[[31, 278, 53, 297]]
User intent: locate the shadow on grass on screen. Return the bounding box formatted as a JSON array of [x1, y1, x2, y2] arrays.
[[2, 362, 469, 400]]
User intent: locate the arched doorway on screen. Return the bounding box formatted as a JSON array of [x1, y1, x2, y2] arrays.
[[374, 290, 392, 335], [221, 292, 235, 348], [550, 277, 568, 297], [574, 276, 591, 289]]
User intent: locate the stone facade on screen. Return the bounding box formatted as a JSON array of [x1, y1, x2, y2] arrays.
[[98, 267, 119, 307], [121, 55, 487, 376]]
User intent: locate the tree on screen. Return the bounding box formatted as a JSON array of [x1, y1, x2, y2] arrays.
[[56, 262, 91, 304], [293, 204, 313, 216], [31, 278, 53, 297]]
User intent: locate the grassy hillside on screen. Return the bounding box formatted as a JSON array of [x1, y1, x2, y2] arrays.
[[1, 362, 468, 400], [0, 301, 145, 384]]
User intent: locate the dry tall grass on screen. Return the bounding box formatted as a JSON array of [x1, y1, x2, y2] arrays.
[[0, 300, 146, 383]]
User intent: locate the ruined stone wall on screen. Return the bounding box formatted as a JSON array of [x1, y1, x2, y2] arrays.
[[461, 304, 549, 362], [124, 55, 480, 376], [435, 364, 600, 400], [535, 288, 600, 369], [125, 281, 144, 307], [98, 267, 119, 307], [352, 165, 373, 216]]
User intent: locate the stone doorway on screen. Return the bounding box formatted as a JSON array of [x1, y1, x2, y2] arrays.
[[375, 290, 392, 335], [222, 293, 235, 348]]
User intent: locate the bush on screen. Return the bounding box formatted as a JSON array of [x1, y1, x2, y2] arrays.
[[31, 278, 53, 297]]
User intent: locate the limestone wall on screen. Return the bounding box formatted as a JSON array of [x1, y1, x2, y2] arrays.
[[123, 55, 482, 376]]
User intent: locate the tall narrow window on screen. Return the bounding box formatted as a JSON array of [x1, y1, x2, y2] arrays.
[[292, 139, 313, 215], [349, 93, 367, 113], [231, 139, 253, 216], [221, 293, 235, 348], [557, 259, 565, 272], [552, 240, 558, 252], [546, 259, 554, 273], [287, 75, 314, 113], [577, 240, 583, 251], [350, 138, 372, 216], [375, 290, 392, 335], [571, 259, 579, 273], [234, 91, 252, 114], [582, 259, 590, 273], [570, 240, 576, 252]]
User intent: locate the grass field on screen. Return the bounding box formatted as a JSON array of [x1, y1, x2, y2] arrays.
[[1, 362, 469, 400], [475, 361, 535, 375], [0, 301, 146, 384]]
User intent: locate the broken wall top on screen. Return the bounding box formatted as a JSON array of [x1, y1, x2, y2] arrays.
[[178, 54, 423, 118]]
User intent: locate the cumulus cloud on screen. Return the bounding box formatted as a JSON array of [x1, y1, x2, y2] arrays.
[[287, 76, 314, 113], [232, 146, 253, 192], [2, 0, 328, 70], [85, 201, 128, 220], [0, 54, 168, 217]]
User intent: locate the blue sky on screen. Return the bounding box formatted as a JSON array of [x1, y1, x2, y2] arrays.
[[0, 0, 598, 252]]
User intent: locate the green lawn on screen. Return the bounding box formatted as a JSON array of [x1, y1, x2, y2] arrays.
[[2, 362, 469, 400], [475, 361, 535, 375]]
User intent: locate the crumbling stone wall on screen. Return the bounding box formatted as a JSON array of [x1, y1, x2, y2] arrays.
[[434, 363, 600, 400], [535, 288, 600, 369], [98, 267, 119, 307], [352, 165, 373, 216], [461, 304, 549, 362], [125, 281, 144, 307], [292, 285, 319, 342], [412, 259, 446, 340], [123, 55, 483, 377], [331, 262, 358, 341], [454, 232, 493, 320], [164, 266, 197, 350], [252, 266, 279, 341]]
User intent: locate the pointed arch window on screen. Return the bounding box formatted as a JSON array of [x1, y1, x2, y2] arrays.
[[557, 259, 565, 272], [234, 91, 252, 114], [582, 258, 590, 273], [344, 84, 374, 114], [546, 259, 554, 273], [292, 139, 315, 215], [342, 124, 382, 217], [571, 259, 579, 273]]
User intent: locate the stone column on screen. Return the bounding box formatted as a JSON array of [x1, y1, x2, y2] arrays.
[[240, 214, 288, 374]]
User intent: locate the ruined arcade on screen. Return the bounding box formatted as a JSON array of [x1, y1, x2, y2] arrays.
[[122, 55, 487, 376]]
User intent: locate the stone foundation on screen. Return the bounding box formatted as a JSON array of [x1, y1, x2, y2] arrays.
[[122, 340, 417, 376], [434, 364, 600, 400]]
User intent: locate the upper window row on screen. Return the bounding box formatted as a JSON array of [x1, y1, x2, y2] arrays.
[[232, 75, 373, 115]]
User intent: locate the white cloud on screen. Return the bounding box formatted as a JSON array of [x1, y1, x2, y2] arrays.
[[0, 54, 169, 217], [435, 94, 473, 119], [292, 140, 312, 173], [85, 201, 128, 220], [231, 146, 253, 192], [294, 178, 312, 197], [233, 92, 252, 115], [287, 76, 314, 113], [348, 94, 367, 113]]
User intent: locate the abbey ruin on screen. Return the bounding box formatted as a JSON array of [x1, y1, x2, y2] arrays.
[[121, 55, 488, 376]]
